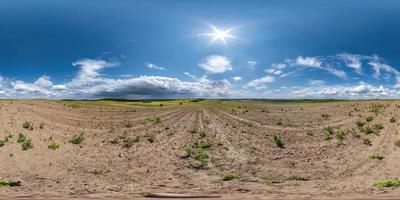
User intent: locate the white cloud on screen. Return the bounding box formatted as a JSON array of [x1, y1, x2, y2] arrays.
[[245, 75, 275, 90], [232, 76, 242, 81], [295, 56, 322, 68], [248, 60, 257, 67], [337, 53, 362, 74], [146, 63, 165, 70], [309, 80, 325, 86], [183, 72, 196, 80], [199, 55, 232, 73]]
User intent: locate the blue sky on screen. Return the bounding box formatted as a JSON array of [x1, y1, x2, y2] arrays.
[[1, 0, 400, 99]]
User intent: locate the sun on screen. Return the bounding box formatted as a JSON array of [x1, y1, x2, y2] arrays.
[[200, 24, 238, 45]]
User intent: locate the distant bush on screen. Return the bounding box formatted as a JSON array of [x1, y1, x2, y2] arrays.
[[390, 117, 396, 123], [272, 133, 284, 148], [366, 116, 374, 122], [0, 140, 4, 147], [70, 132, 85, 144]]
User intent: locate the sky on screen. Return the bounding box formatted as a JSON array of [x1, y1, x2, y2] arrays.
[[1, 0, 400, 99]]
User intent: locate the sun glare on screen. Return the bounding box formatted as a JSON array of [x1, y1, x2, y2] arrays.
[[201, 24, 238, 44]]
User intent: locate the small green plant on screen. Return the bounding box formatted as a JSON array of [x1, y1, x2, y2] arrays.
[[356, 120, 365, 128], [321, 113, 330, 120], [287, 175, 308, 181], [323, 126, 333, 140], [371, 103, 383, 115], [111, 137, 119, 144], [126, 121, 133, 128], [0, 140, 4, 147], [366, 116, 374, 122], [147, 116, 161, 124], [125, 137, 135, 148], [374, 179, 400, 187], [0, 179, 21, 187], [363, 138, 372, 146], [240, 127, 247, 133], [146, 133, 156, 143], [369, 153, 384, 160], [48, 143, 60, 150], [371, 123, 384, 135], [272, 133, 284, 148], [335, 129, 346, 140], [71, 132, 85, 144], [394, 139, 400, 147], [17, 132, 26, 143], [21, 139, 33, 150], [262, 178, 281, 185], [361, 126, 374, 135], [22, 121, 33, 130], [222, 172, 238, 181], [39, 123, 44, 129], [390, 117, 396, 123]]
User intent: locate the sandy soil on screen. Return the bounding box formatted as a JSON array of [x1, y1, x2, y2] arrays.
[[0, 100, 400, 199]]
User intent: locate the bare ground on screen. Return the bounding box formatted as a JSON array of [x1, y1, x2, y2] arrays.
[[1, 100, 400, 199]]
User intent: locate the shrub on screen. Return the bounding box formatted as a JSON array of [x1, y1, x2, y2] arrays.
[[276, 120, 283, 126], [374, 179, 400, 187], [363, 138, 372, 146], [39, 123, 44, 129], [222, 172, 238, 181], [0, 140, 4, 147], [272, 133, 284, 148], [395, 139, 400, 147], [48, 143, 60, 150], [390, 117, 396, 123], [369, 153, 384, 160], [17, 133, 26, 143], [21, 139, 33, 150], [71, 132, 85, 144]]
